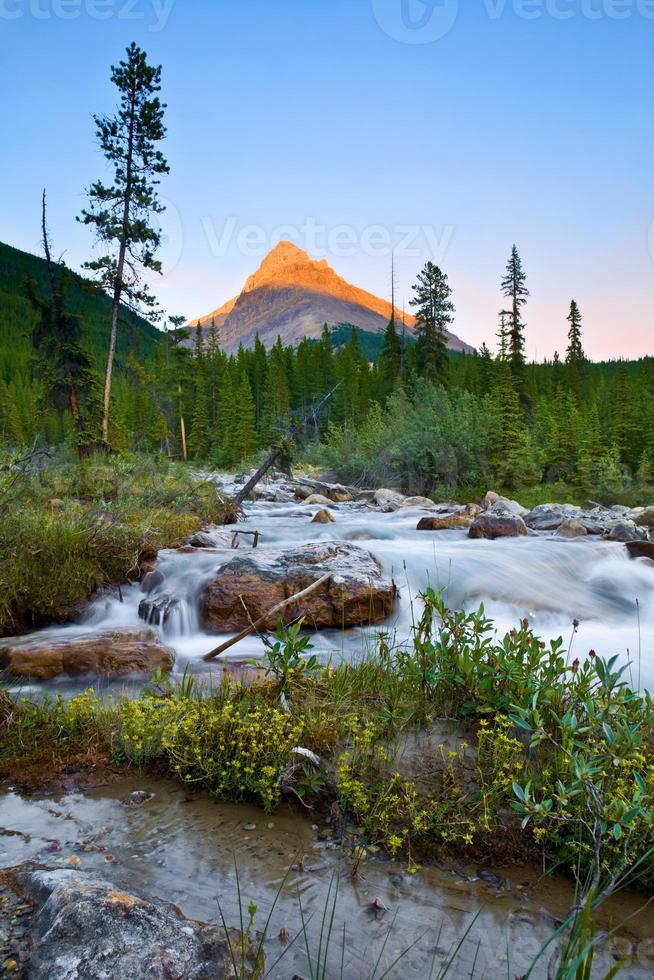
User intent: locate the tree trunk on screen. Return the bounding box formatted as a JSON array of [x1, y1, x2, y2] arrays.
[[101, 83, 136, 447]]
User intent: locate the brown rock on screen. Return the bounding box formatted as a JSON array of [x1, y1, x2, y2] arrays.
[[626, 541, 654, 562], [468, 513, 528, 540], [555, 519, 588, 538], [311, 509, 335, 524], [0, 629, 175, 680], [199, 543, 396, 633], [417, 514, 473, 531], [481, 491, 501, 510], [329, 489, 352, 503], [304, 493, 333, 507]]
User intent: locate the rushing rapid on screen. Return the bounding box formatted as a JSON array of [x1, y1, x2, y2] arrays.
[[14, 489, 652, 692]]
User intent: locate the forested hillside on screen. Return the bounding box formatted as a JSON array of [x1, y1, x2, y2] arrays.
[[0, 240, 162, 445]]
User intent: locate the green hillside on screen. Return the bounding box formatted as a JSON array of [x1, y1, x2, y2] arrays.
[[0, 239, 162, 386]]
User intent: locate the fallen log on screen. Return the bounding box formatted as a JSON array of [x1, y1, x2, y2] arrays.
[[230, 383, 341, 512], [203, 571, 332, 661]]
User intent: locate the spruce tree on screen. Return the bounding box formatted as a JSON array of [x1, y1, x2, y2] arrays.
[[378, 316, 401, 398], [565, 300, 585, 365], [79, 42, 169, 446], [500, 246, 529, 377], [409, 261, 454, 379]]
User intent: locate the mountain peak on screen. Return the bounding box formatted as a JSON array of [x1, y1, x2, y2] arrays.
[[191, 245, 474, 356], [243, 240, 326, 293]]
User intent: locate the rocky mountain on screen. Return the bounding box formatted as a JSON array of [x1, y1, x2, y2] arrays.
[[189, 241, 474, 354]]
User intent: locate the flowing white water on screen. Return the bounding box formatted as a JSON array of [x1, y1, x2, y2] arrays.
[[9, 495, 654, 690]]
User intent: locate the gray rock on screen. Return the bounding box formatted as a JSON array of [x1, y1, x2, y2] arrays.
[[140, 568, 165, 594], [188, 531, 215, 548], [488, 498, 529, 518], [577, 518, 606, 535], [481, 491, 501, 510], [14, 867, 243, 979], [138, 592, 182, 627], [605, 521, 645, 543], [524, 503, 581, 531], [373, 488, 406, 511]]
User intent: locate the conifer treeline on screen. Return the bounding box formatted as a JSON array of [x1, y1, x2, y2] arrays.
[[2, 242, 653, 499]]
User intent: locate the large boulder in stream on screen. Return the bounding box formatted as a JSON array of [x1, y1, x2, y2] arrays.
[[199, 542, 396, 632], [468, 513, 528, 540], [11, 867, 246, 979], [0, 629, 174, 680]]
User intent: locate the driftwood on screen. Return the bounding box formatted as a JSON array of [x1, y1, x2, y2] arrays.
[[203, 571, 332, 661]]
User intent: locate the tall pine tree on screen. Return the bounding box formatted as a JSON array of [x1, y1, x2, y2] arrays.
[[500, 246, 529, 379]]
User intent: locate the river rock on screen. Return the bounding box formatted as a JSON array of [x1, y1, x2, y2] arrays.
[[524, 503, 580, 531], [140, 568, 165, 594], [304, 493, 334, 507], [374, 488, 406, 511], [329, 485, 353, 503], [138, 593, 182, 627], [188, 530, 216, 548], [199, 542, 396, 632], [605, 521, 645, 543], [488, 498, 529, 518], [481, 490, 501, 510], [468, 513, 528, 539], [417, 513, 474, 531], [635, 506, 654, 528], [555, 519, 588, 538], [625, 541, 654, 562], [401, 495, 437, 509], [0, 629, 174, 680], [12, 867, 246, 979], [311, 508, 335, 524]]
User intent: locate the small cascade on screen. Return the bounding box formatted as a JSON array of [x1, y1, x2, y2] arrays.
[[7, 487, 654, 689]]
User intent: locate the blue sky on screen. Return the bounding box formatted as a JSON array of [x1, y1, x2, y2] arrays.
[[1, 0, 652, 359]]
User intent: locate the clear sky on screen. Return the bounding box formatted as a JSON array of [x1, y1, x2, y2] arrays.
[[1, 0, 652, 360]]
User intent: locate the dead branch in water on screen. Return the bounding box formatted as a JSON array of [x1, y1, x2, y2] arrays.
[[203, 572, 332, 661], [230, 383, 341, 512]]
